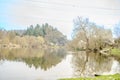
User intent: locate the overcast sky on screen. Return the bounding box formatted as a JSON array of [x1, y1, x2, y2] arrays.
[[0, 0, 120, 39]]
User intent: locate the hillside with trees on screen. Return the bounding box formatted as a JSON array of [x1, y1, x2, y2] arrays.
[[0, 23, 67, 49], [24, 23, 67, 45]]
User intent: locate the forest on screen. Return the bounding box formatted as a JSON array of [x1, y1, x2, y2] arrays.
[[0, 23, 67, 49]]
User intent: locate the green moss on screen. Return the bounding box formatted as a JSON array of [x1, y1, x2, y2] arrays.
[[59, 74, 120, 80]]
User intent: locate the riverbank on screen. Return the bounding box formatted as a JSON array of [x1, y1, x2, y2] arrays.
[[0, 42, 63, 50], [59, 74, 120, 80], [111, 48, 120, 58]]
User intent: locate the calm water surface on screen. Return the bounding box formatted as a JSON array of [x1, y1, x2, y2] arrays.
[[0, 49, 120, 80]]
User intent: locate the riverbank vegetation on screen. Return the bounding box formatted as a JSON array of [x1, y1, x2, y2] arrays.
[[68, 17, 113, 52], [111, 48, 120, 58], [0, 23, 67, 49], [60, 74, 120, 80], [67, 17, 120, 58]]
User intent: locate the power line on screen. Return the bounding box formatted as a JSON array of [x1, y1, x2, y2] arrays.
[[0, 14, 72, 23], [25, 0, 75, 7], [1, 0, 120, 16], [23, 0, 120, 11], [13, 0, 120, 16], [1, 13, 118, 27]]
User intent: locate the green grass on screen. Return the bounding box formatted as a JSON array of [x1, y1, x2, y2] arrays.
[[111, 48, 120, 57], [59, 74, 120, 80]]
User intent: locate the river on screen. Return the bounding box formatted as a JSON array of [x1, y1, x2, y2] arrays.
[[0, 49, 120, 80]]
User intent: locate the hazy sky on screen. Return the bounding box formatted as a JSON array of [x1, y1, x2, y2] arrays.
[[0, 0, 120, 39]]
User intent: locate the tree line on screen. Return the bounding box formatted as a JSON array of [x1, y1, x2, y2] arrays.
[[0, 23, 67, 48], [0, 17, 120, 51]]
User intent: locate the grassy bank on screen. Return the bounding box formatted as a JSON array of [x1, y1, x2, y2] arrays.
[[59, 74, 120, 80], [111, 48, 120, 57]]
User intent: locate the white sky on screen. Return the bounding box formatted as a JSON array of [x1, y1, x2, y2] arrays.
[[1, 0, 120, 39]]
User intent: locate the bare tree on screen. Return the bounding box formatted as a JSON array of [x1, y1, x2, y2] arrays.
[[73, 17, 92, 50], [72, 17, 113, 51]]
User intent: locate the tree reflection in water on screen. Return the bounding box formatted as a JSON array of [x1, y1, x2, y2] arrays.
[[72, 51, 120, 77], [0, 48, 67, 70]]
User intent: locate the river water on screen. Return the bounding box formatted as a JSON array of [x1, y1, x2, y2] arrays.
[[0, 49, 120, 80]]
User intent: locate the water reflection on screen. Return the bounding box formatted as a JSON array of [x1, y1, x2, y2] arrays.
[[0, 48, 67, 70], [0, 49, 120, 80], [72, 51, 120, 77], [0, 48, 72, 80]]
